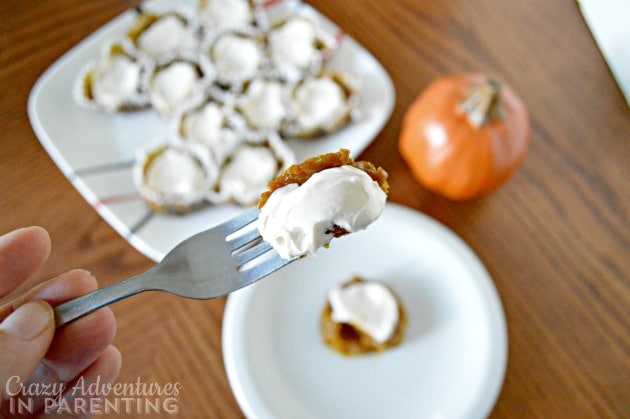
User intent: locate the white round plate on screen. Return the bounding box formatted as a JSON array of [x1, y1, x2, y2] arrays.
[[222, 203, 508, 419]]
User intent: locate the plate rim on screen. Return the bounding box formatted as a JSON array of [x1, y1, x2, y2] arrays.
[[222, 203, 508, 419]]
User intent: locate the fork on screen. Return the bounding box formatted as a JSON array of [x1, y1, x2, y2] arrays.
[[54, 208, 297, 327]]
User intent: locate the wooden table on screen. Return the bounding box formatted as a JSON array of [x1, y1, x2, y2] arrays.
[[1, 0, 628, 417]]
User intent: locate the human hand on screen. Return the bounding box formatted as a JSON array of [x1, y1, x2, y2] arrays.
[[0, 226, 121, 417]]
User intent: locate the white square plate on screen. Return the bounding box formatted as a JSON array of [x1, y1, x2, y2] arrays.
[[28, 1, 395, 261]]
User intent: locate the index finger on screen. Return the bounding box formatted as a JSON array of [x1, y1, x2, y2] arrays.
[[0, 226, 51, 298]]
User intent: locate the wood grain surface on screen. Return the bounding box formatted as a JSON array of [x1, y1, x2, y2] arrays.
[[1, 0, 628, 418]]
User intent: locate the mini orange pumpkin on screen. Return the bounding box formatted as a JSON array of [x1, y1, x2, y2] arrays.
[[399, 74, 531, 200]]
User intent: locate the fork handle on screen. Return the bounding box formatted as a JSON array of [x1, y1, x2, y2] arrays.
[[54, 273, 151, 327]]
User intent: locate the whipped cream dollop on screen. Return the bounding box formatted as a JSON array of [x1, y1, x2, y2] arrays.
[[137, 15, 197, 57], [182, 102, 224, 142], [293, 77, 348, 133], [90, 55, 141, 109], [219, 145, 279, 205], [258, 165, 387, 259], [268, 18, 320, 78], [213, 34, 261, 82], [239, 79, 286, 130], [328, 281, 400, 343], [150, 62, 200, 115], [146, 148, 206, 195], [200, 0, 253, 31], [182, 102, 239, 163]]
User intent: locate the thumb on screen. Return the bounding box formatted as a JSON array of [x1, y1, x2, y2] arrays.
[[0, 301, 55, 400]]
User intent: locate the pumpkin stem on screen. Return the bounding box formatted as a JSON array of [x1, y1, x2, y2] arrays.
[[458, 78, 504, 128]]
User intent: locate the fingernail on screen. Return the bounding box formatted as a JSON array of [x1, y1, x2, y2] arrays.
[[1, 301, 52, 340]]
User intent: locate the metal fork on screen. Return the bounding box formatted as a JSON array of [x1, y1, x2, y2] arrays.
[[54, 208, 296, 327]]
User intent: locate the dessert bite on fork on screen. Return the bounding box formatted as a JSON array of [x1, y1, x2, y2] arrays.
[[257, 148, 389, 259]]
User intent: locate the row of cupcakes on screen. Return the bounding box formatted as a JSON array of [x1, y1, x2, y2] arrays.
[[76, 45, 359, 134], [134, 132, 296, 214]]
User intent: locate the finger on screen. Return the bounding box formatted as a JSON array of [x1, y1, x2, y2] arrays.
[[0, 269, 97, 321], [0, 269, 93, 414], [44, 306, 117, 382], [41, 346, 122, 418], [8, 269, 117, 382], [0, 301, 55, 401], [5, 345, 122, 418], [0, 270, 117, 414], [0, 226, 51, 298]]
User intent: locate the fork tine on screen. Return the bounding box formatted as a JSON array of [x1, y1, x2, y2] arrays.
[[235, 241, 273, 267], [222, 207, 260, 233], [239, 253, 297, 284], [228, 228, 262, 251]]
